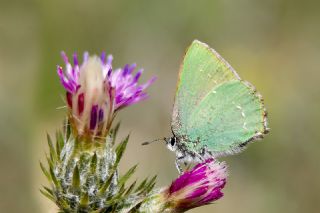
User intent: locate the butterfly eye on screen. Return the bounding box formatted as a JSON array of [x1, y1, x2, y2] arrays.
[[170, 138, 176, 146]]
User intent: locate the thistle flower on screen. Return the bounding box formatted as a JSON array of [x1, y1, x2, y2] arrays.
[[41, 51, 157, 212], [167, 159, 227, 211], [140, 159, 227, 212], [57, 51, 155, 139]]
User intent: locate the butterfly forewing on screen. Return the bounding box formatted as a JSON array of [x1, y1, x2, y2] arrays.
[[172, 40, 239, 136], [171, 40, 268, 156]]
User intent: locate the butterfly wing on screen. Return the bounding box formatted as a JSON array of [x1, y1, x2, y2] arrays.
[[171, 40, 268, 156], [187, 80, 268, 156], [172, 40, 239, 136]]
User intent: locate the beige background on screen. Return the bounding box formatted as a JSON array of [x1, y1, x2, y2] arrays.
[[0, 0, 319, 212]]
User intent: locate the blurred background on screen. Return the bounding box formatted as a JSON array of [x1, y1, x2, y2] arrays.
[[1, 0, 319, 212]]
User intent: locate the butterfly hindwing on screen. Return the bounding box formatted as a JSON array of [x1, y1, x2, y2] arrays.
[[172, 40, 268, 156], [187, 80, 267, 156]]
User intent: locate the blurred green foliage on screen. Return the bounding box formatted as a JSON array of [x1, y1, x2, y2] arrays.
[[0, 0, 319, 212]]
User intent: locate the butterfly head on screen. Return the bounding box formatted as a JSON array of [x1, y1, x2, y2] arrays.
[[165, 137, 177, 152]]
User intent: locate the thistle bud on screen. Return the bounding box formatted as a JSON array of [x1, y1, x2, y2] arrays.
[[140, 159, 227, 212]]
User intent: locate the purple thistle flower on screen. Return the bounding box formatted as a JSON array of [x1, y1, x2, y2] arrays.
[[106, 64, 157, 111], [165, 159, 227, 212], [57, 51, 155, 139]]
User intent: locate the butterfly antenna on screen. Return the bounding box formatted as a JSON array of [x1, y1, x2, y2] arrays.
[[141, 138, 166, 146]]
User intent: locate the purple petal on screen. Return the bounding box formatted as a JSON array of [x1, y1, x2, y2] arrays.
[[107, 67, 112, 77], [199, 189, 224, 204], [57, 66, 74, 93], [66, 92, 73, 108], [115, 92, 148, 109], [83, 51, 89, 62], [101, 51, 106, 64], [77, 93, 85, 115], [57, 66, 66, 81], [128, 63, 137, 74], [186, 187, 208, 200], [122, 64, 130, 76], [115, 94, 124, 104], [170, 165, 206, 192], [185, 172, 206, 187], [61, 51, 69, 64], [133, 69, 143, 83], [140, 76, 157, 90], [107, 54, 113, 65], [73, 53, 79, 66], [129, 93, 148, 105], [170, 171, 193, 193], [90, 105, 98, 130], [98, 108, 104, 122], [76, 85, 81, 92]]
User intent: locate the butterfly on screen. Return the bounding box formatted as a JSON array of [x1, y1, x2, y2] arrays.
[[142, 40, 269, 172], [158, 40, 269, 173]]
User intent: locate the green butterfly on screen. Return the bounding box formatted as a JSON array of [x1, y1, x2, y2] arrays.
[[165, 40, 269, 172]]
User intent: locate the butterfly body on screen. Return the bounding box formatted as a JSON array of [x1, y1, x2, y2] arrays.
[[168, 40, 269, 172]]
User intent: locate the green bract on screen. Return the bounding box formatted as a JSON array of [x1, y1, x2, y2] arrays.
[[40, 123, 156, 213]]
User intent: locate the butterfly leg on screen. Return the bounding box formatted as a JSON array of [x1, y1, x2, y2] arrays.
[[175, 157, 184, 174]]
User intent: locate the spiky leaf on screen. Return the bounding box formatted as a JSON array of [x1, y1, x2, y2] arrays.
[[72, 165, 80, 190], [40, 189, 55, 202], [47, 133, 58, 163], [118, 165, 138, 187]]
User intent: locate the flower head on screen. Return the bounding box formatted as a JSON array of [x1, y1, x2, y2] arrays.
[[138, 159, 227, 212], [57, 51, 155, 139], [165, 159, 227, 212]]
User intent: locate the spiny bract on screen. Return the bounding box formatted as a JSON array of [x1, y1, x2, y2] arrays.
[[40, 123, 156, 213]]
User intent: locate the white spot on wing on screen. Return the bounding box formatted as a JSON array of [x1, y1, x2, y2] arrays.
[[235, 104, 246, 118], [243, 122, 248, 130]]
